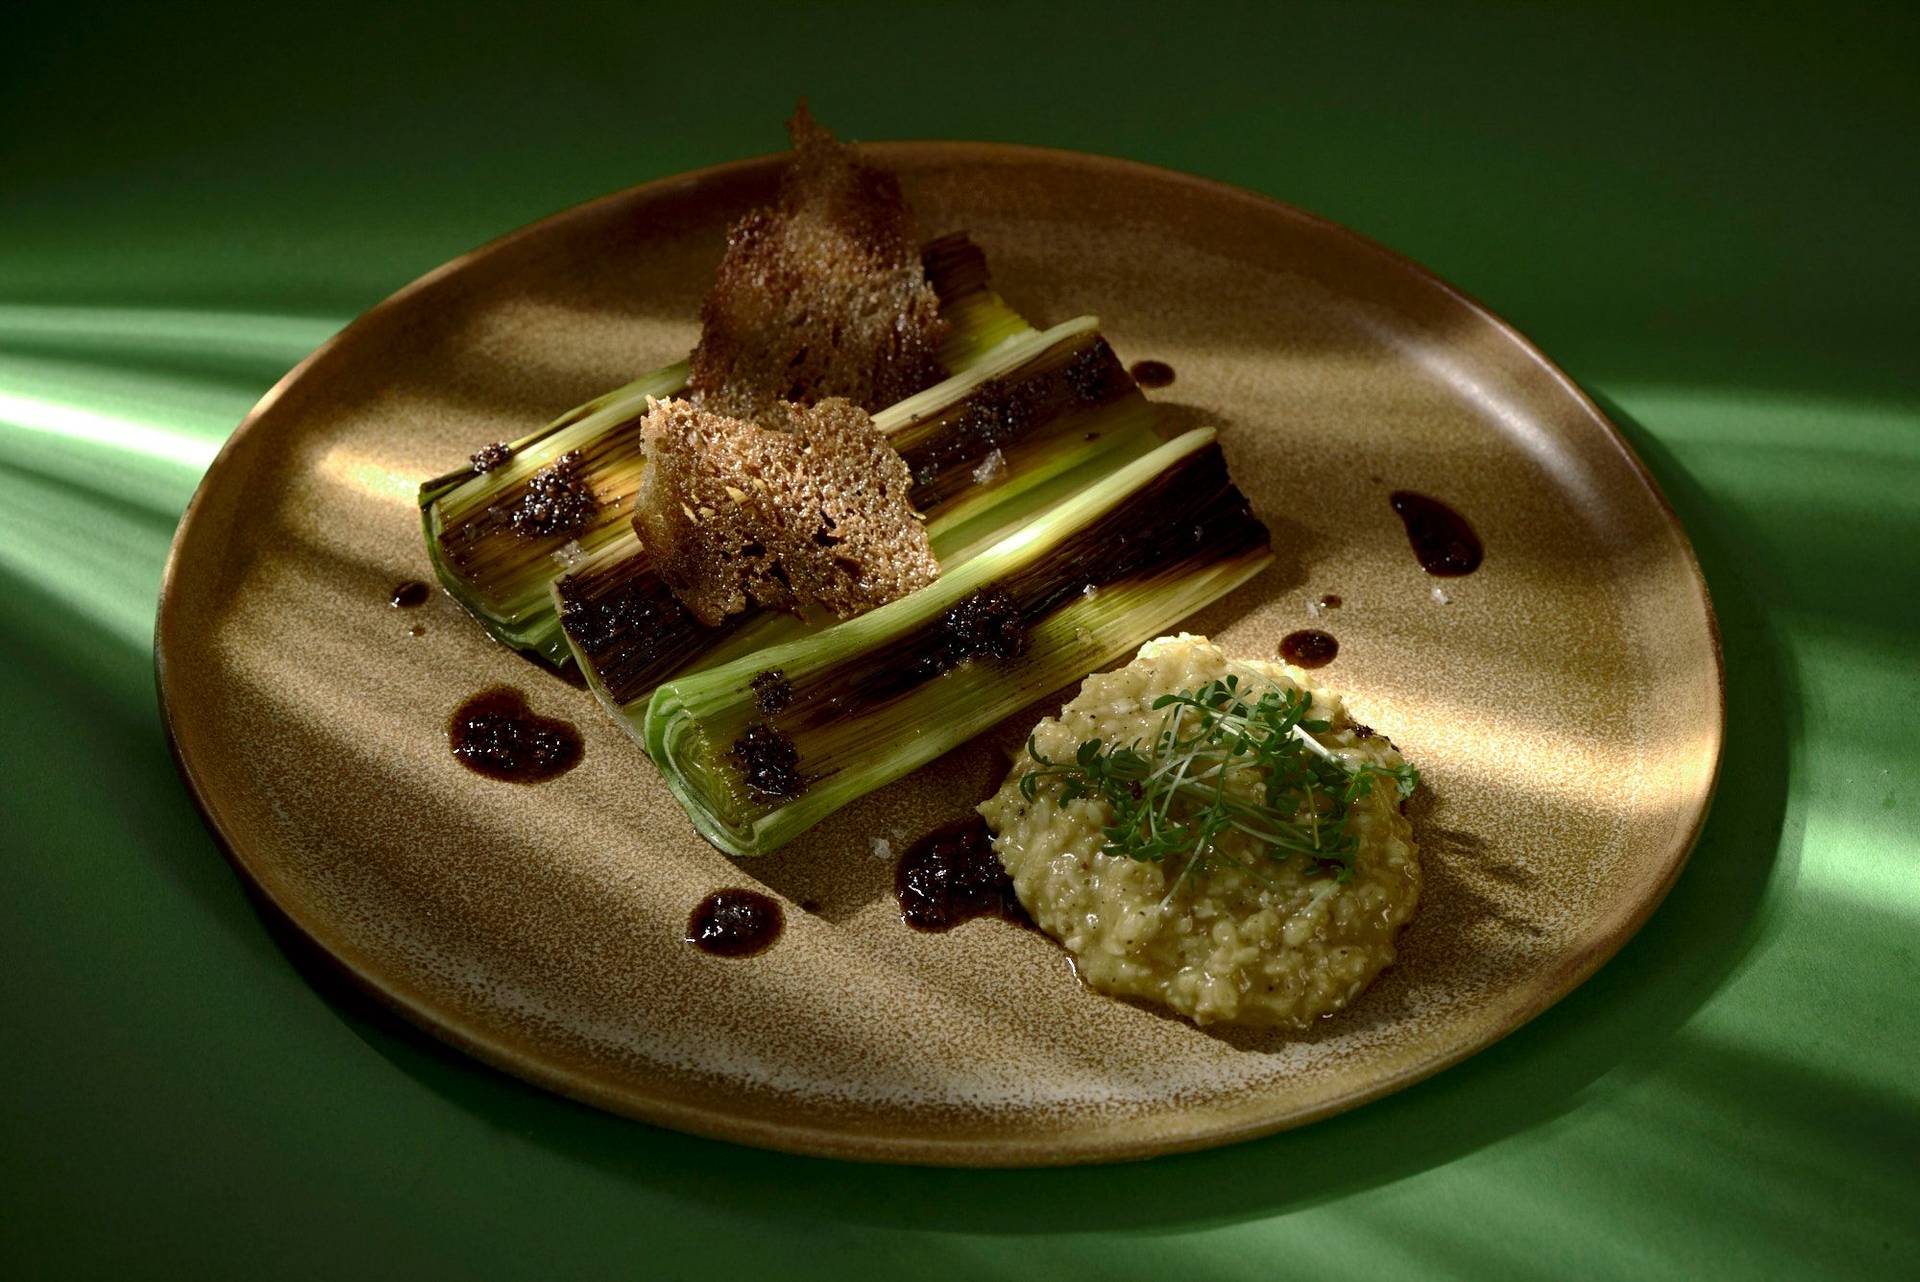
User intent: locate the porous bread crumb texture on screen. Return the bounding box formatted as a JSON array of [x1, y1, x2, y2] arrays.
[[980, 635, 1422, 1029], [687, 103, 948, 422], [633, 396, 939, 627]]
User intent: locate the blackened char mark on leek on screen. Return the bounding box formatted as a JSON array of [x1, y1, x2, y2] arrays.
[[556, 565, 749, 706], [895, 336, 1134, 509], [777, 443, 1265, 730], [919, 233, 991, 301]]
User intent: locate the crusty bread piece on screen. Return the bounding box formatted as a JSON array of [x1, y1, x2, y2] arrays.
[[687, 103, 948, 422], [634, 398, 795, 626], [635, 396, 939, 627]]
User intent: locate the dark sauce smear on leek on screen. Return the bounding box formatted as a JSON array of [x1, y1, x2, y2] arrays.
[[686, 889, 783, 957], [389, 580, 430, 608], [510, 450, 598, 538], [470, 441, 512, 472], [1280, 628, 1339, 668], [448, 688, 583, 782], [914, 590, 1029, 678], [730, 723, 806, 802], [751, 669, 794, 714], [895, 816, 1030, 932], [439, 427, 630, 582], [1066, 340, 1128, 403], [1128, 359, 1175, 388], [1389, 491, 1483, 576]]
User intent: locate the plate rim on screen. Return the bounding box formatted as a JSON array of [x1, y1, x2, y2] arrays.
[[153, 141, 1727, 1166]]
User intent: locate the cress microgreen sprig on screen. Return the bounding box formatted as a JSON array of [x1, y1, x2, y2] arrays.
[[1019, 672, 1417, 893]]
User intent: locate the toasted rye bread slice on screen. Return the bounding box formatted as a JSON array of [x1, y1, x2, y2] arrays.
[[634, 396, 939, 627], [687, 103, 948, 422]]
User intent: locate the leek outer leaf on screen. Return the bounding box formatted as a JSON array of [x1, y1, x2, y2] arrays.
[[645, 429, 1273, 857]]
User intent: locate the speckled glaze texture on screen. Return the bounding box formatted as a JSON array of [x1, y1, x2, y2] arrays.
[[155, 145, 1724, 1166]]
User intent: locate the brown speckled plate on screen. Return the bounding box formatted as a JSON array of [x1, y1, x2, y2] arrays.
[[155, 145, 1723, 1166]]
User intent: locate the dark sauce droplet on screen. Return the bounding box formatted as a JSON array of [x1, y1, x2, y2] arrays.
[[407, 624, 426, 638], [447, 687, 583, 783], [1280, 628, 1339, 668], [1317, 593, 1342, 609], [1128, 359, 1176, 389], [389, 580, 429, 608], [895, 816, 1030, 932], [1389, 491, 1483, 576], [686, 889, 783, 957]]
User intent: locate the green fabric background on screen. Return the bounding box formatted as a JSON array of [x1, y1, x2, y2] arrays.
[[3, 2, 1915, 1277]]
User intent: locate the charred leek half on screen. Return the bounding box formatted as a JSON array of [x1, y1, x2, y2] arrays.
[[419, 362, 688, 662], [553, 316, 1164, 719], [645, 429, 1273, 857], [418, 234, 1028, 665]]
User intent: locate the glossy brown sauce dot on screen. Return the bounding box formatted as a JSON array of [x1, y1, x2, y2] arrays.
[[1128, 359, 1176, 388], [407, 624, 426, 637], [895, 816, 1030, 932], [1280, 628, 1339, 668], [1389, 491, 1483, 576], [447, 687, 583, 782], [1317, 593, 1342, 609], [686, 889, 783, 957], [389, 580, 430, 608]]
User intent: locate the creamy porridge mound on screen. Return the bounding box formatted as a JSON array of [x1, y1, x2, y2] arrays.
[[979, 634, 1420, 1027]]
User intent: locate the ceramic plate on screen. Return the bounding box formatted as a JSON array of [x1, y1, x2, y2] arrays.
[[156, 145, 1722, 1165]]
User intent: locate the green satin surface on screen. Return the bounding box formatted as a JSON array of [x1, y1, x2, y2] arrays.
[[3, 3, 1915, 1277]]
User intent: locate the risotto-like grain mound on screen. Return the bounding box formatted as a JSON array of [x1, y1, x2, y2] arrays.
[[979, 635, 1420, 1027]]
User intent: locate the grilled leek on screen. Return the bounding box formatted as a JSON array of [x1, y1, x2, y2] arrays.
[[645, 429, 1273, 857], [553, 316, 1164, 718]]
